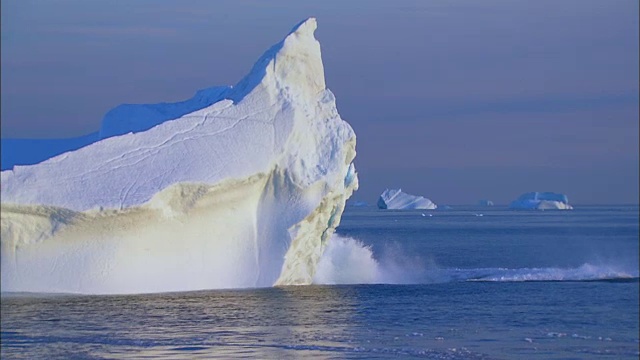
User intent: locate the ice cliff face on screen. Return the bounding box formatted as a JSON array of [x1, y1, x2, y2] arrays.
[[0, 18, 358, 294], [377, 189, 437, 210], [509, 192, 572, 210]]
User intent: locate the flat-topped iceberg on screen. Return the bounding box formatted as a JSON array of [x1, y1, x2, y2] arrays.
[[509, 192, 573, 210], [377, 189, 437, 210], [0, 18, 358, 294]]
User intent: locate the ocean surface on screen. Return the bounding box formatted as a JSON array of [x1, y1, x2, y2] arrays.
[[2, 205, 639, 359]]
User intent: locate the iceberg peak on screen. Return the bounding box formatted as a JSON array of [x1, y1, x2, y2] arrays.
[[230, 17, 325, 104], [289, 17, 318, 37]]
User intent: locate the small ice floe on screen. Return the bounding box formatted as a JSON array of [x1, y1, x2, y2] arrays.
[[473, 213, 484, 217], [435, 336, 445, 341], [421, 213, 426, 217], [524, 338, 533, 343], [547, 332, 567, 338]]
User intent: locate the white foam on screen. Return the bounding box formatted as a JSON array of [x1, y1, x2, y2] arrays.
[[313, 235, 426, 285], [464, 263, 637, 282], [313, 235, 638, 285], [313, 236, 381, 284]]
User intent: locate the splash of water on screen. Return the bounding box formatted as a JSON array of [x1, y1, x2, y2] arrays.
[[313, 235, 639, 285]]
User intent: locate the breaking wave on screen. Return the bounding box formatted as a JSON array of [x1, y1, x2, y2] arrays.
[[313, 235, 639, 285]]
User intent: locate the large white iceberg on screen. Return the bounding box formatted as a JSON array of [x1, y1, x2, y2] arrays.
[[509, 192, 573, 210], [0, 18, 358, 295], [377, 189, 437, 210]]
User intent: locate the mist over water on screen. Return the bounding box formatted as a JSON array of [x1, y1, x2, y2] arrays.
[[314, 235, 428, 285], [314, 230, 639, 285]]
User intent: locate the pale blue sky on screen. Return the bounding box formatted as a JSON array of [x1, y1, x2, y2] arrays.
[[1, 0, 638, 204]]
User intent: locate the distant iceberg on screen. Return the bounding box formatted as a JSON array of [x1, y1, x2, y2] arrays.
[[0, 18, 358, 294], [478, 200, 494, 206], [509, 192, 573, 210], [377, 189, 437, 210]]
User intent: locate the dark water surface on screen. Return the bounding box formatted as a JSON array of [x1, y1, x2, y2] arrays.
[[2, 205, 638, 359]]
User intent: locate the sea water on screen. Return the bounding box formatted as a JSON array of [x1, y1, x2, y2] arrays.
[[2, 205, 638, 359]]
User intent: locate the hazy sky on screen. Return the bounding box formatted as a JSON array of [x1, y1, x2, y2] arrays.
[[2, 0, 638, 205]]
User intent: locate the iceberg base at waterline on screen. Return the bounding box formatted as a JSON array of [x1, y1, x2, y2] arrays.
[[2, 166, 357, 294], [0, 18, 358, 295]]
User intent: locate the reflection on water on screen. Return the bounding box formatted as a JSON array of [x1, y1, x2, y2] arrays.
[[2, 286, 364, 359], [3, 282, 639, 359]]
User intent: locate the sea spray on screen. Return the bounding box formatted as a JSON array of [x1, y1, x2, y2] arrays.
[[313, 235, 427, 285], [313, 235, 639, 285], [313, 235, 381, 284]]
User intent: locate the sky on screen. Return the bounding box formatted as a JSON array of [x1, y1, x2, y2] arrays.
[[1, 0, 638, 205]]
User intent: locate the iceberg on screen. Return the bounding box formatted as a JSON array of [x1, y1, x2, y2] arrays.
[[377, 189, 437, 210], [1, 133, 99, 171], [0, 87, 229, 171], [0, 18, 358, 295], [509, 192, 573, 210], [478, 200, 494, 207]]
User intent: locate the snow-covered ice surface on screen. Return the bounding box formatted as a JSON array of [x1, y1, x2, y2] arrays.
[[509, 192, 573, 210], [0, 18, 358, 295], [1, 133, 99, 171], [0, 86, 229, 171], [377, 189, 437, 210]]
